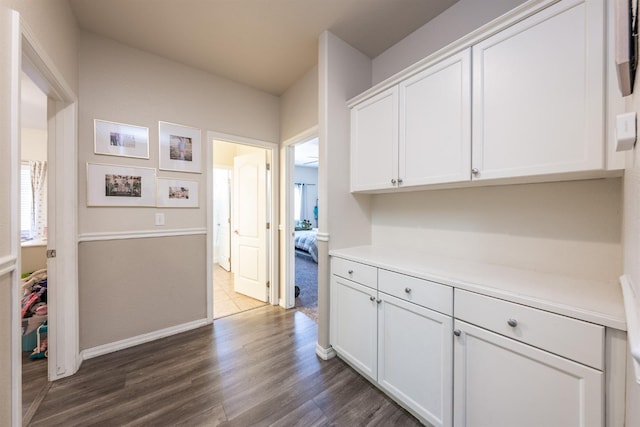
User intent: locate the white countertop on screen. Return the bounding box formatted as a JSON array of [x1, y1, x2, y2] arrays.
[[330, 246, 626, 331]]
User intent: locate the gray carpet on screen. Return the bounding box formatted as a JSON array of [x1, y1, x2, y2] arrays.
[[295, 252, 318, 322]]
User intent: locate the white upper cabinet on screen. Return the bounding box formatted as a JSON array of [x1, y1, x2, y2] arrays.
[[351, 87, 398, 192], [471, 0, 604, 181], [349, 0, 615, 193], [399, 49, 471, 186]]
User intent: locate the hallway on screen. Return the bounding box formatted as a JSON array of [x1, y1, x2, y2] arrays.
[[27, 305, 420, 426], [213, 264, 267, 319]]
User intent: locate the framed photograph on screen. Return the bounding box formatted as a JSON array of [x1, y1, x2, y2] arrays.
[[159, 121, 201, 173], [87, 163, 156, 207], [94, 119, 149, 159], [156, 178, 199, 208]]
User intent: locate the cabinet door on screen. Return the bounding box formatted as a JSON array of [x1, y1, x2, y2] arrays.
[[351, 86, 398, 192], [330, 275, 378, 380], [453, 320, 603, 427], [378, 293, 453, 427], [471, 0, 604, 180], [399, 49, 471, 187]]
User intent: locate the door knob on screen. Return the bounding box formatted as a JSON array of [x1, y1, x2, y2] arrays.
[[234, 230, 239, 235], [453, 329, 461, 336], [391, 178, 397, 185], [507, 319, 518, 327]]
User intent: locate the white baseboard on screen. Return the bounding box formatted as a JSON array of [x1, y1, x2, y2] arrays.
[[81, 318, 208, 360], [316, 343, 336, 360]]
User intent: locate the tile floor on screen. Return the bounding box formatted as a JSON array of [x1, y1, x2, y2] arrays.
[[213, 264, 267, 319]]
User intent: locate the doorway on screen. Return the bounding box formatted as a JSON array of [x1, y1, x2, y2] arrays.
[[19, 70, 50, 421], [211, 139, 275, 319], [7, 14, 79, 425], [286, 136, 319, 321]]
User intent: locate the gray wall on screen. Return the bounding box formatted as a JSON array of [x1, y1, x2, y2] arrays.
[[77, 31, 280, 350], [280, 65, 318, 142], [79, 235, 206, 350], [372, 0, 528, 84]]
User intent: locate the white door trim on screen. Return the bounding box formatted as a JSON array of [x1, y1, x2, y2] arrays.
[[206, 131, 280, 322], [21, 18, 79, 382], [281, 126, 318, 309]]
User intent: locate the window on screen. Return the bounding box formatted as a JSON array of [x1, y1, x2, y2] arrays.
[[20, 161, 47, 242], [20, 163, 33, 241]]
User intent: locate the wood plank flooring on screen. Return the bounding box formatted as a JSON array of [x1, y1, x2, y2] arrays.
[[28, 306, 422, 426]]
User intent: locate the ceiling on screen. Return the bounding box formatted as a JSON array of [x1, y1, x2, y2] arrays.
[[68, 0, 458, 96], [295, 138, 319, 167]]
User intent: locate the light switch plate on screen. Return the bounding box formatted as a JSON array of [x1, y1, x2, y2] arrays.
[[615, 112, 637, 151]]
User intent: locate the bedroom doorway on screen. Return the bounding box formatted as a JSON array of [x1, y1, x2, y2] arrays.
[[211, 139, 274, 319], [20, 70, 50, 423], [291, 137, 319, 322]]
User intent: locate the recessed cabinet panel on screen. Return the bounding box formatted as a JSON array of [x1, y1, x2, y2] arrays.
[[453, 320, 603, 427], [472, 0, 604, 180], [378, 294, 453, 427], [399, 49, 471, 186], [330, 276, 378, 380], [351, 87, 398, 191]]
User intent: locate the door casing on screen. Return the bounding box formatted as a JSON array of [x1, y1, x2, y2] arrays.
[[206, 131, 279, 321]]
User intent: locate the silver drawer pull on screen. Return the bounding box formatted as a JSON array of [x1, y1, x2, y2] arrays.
[[376, 299, 382, 304], [348, 269, 354, 275], [404, 287, 412, 293], [453, 329, 461, 337], [507, 319, 518, 327], [369, 296, 376, 301]]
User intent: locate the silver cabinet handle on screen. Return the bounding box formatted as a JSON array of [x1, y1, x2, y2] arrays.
[[347, 269, 353, 275], [391, 178, 397, 185], [369, 296, 376, 301], [376, 299, 382, 304], [453, 329, 461, 337], [471, 168, 479, 176], [404, 287, 411, 294], [398, 178, 403, 184], [507, 319, 518, 327]]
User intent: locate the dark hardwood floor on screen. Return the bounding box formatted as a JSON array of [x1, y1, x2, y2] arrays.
[[28, 306, 422, 426], [22, 351, 50, 425]]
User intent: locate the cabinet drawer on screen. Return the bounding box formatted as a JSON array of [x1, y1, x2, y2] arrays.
[[331, 257, 377, 289], [455, 289, 604, 370], [378, 269, 453, 316]]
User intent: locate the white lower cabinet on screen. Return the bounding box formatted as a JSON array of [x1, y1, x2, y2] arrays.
[[330, 275, 378, 380], [453, 289, 604, 427], [453, 320, 603, 427], [378, 293, 453, 427], [330, 258, 454, 427], [331, 257, 607, 427]]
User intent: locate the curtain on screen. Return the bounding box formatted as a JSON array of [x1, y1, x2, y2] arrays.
[[294, 184, 302, 221], [30, 160, 47, 241], [294, 183, 309, 222], [299, 183, 308, 221]]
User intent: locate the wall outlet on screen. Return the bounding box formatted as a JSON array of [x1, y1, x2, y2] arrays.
[[155, 213, 165, 226]]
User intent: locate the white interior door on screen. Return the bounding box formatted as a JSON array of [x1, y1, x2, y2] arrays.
[[214, 168, 231, 272], [232, 150, 268, 302]]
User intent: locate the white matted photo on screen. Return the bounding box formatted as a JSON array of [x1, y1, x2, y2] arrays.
[[159, 121, 201, 173], [156, 178, 199, 208], [94, 119, 149, 159], [87, 163, 156, 207]]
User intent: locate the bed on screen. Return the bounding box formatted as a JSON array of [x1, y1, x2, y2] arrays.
[[294, 229, 318, 263]]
